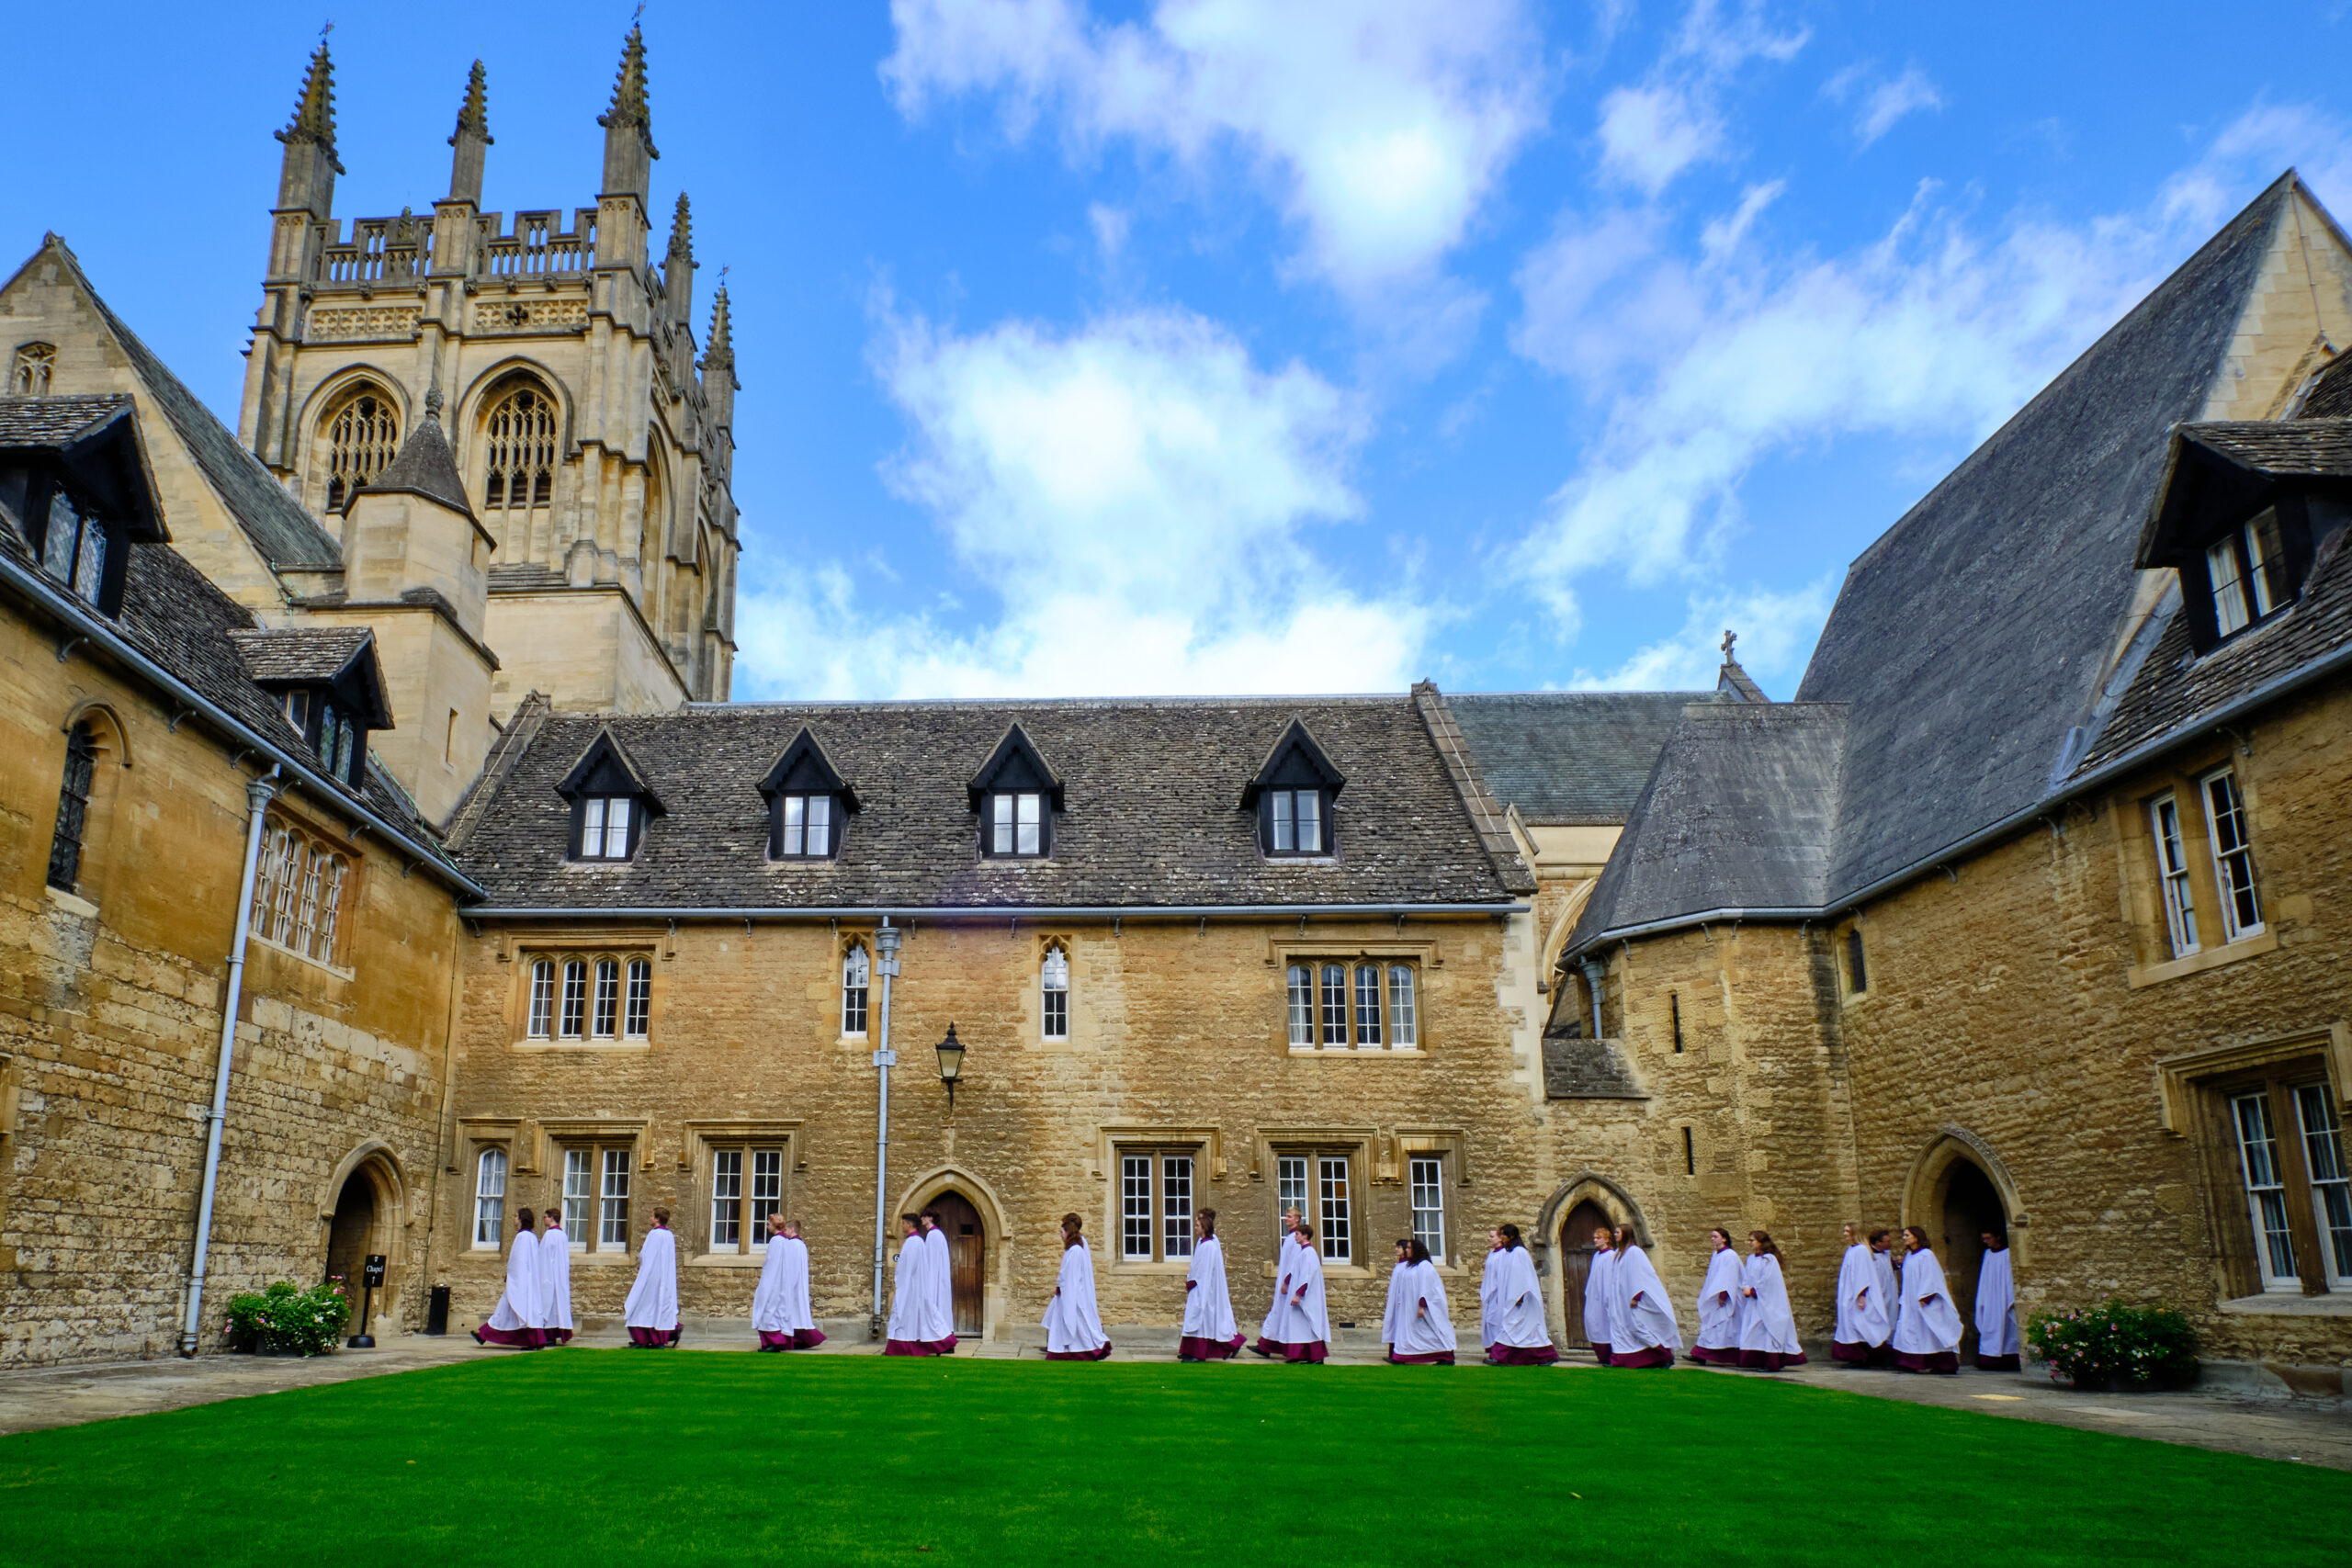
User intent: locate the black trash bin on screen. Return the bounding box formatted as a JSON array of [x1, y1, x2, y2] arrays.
[[426, 1284, 451, 1336]]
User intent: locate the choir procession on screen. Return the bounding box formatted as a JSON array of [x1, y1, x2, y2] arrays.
[[469, 1206, 2023, 1374]]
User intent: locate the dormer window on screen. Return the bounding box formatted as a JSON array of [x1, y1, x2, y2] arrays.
[[760, 728, 858, 862], [968, 724, 1062, 861], [284, 690, 365, 787], [579, 796, 636, 860], [556, 728, 664, 865], [1242, 717, 1346, 860], [0, 397, 166, 619], [2141, 424, 2345, 654], [39, 485, 107, 606], [231, 626, 391, 791], [2205, 509, 2291, 637]]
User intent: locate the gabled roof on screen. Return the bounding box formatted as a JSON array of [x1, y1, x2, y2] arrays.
[[556, 727, 666, 814], [0, 393, 168, 541], [0, 238, 343, 570], [758, 726, 860, 811], [1238, 716, 1344, 808], [967, 721, 1063, 810], [227, 625, 394, 728], [1447, 691, 1714, 826], [356, 416, 475, 518]]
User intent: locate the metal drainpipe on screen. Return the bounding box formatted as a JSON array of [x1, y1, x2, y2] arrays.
[[1581, 957, 1607, 1040], [181, 768, 280, 1357], [868, 919, 901, 1339]]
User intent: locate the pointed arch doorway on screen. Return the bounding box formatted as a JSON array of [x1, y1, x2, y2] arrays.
[[1556, 1201, 1613, 1351], [933, 1191, 986, 1337]]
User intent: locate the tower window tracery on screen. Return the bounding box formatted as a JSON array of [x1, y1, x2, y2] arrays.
[[481, 383, 558, 542], [321, 389, 400, 512]]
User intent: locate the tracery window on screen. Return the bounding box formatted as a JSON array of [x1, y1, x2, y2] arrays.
[[1041, 942, 1069, 1041], [247, 819, 351, 965], [481, 383, 558, 539], [10, 343, 54, 396], [519, 951, 651, 1042], [46, 721, 97, 892], [322, 389, 400, 512], [1285, 960, 1419, 1051]]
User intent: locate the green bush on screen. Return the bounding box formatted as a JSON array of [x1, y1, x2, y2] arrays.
[[225, 1279, 352, 1357], [2026, 1299, 2198, 1389]]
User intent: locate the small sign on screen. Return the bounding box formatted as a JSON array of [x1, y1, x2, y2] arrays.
[[363, 1254, 387, 1288]]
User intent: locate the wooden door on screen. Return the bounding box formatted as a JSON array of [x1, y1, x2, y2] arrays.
[[1558, 1201, 1611, 1348], [934, 1192, 986, 1336]]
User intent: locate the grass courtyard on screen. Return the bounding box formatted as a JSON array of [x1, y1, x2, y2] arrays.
[[0, 1354, 2342, 1565]]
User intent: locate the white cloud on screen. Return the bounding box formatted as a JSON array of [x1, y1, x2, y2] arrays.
[[1569, 579, 1834, 693], [1849, 66, 1944, 147], [1514, 101, 2352, 634], [734, 306, 1433, 699], [881, 0, 1548, 298], [1590, 0, 1807, 194]]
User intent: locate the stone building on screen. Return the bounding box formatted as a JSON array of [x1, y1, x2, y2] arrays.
[[1555, 173, 2352, 1391]]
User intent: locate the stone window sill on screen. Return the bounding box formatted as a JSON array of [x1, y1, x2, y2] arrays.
[[251, 933, 354, 980], [1112, 1259, 1193, 1275], [1258, 1262, 1379, 1280], [2217, 1290, 2352, 1317], [1285, 1048, 1429, 1059], [2127, 930, 2278, 989], [509, 1040, 651, 1054], [41, 884, 97, 919], [688, 1252, 766, 1269]]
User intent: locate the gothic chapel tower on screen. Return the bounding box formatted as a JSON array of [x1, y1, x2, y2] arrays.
[[235, 28, 741, 715]]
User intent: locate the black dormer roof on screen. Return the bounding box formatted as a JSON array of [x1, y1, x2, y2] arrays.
[[557, 727, 667, 815], [1239, 716, 1345, 808], [0, 395, 168, 543], [2140, 418, 2352, 567], [967, 722, 1063, 810], [227, 626, 396, 728], [758, 726, 861, 811]]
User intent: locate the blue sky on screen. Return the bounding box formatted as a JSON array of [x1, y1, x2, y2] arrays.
[[6, 3, 2351, 701]]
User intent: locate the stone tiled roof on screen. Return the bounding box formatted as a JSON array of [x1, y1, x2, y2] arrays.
[[358, 418, 474, 516], [449, 696, 1521, 911], [0, 394, 133, 447], [2173, 419, 2352, 476], [1448, 691, 1716, 826], [227, 625, 375, 683]]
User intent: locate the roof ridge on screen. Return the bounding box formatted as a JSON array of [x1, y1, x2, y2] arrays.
[[1411, 681, 1538, 896]]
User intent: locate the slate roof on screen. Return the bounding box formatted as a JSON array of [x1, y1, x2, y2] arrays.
[[2171, 419, 2352, 477], [227, 625, 376, 683], [10, 239, 344, 570], [1448, 692, 1715, 825], [449, 697, 1522, 911], [0, 394, 134, 447], [1793, 175, 2296, 901], [358, 418, 474, 517], [1568, 704, 1849, 943], [2297, 352, 2352, 417]]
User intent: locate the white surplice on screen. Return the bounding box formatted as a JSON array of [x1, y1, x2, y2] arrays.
[[1973, 1246, 2019, 1357], [622, 1225, 679, 1330], [751, 1232, 798, 1334], [1042, 1240, 1110, 1355], [1582, 1246, 1619, 1350], [1270, 1239, 1330, 1346], [1612, 1245, 1683, 1354], [885, 1230, 927, 1342], [1836, 1242, 1890, 1347], [1259, 1232, 1300, 1344], [1181, 1235, 1238, 1344], [539, 1224, 573, 1333], [1871, 1247, 1898, 1323], [1736, 1252, 1804, 1358], [487, 1225, 544, 1332], [922, 1224, 956, 1343], [1892, 1247, 1963, 1357], [1694, 1246, 1742, 1353], [1484, 1245, 1550, 1348], [1383, 1258, 1457, 1357]]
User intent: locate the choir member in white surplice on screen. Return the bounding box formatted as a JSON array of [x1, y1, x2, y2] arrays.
[[1690, 1228, 1743, 1365], [1382, 1237, 1457, 1364], [539, 1208, 574, 1346], [1178, 1209, 1243, 1360], [1870, 1231, 1899, 1364], [1256, 1218, 1330, 1362], [753, 1216, 827, 1350], [1736, 1231, 1807, 1371], [1582, 1223, 1619, 1365], [624, 1208, 682, 1348], [921, 1210, 958, 1353], [1482, 1224, 1558, 1365], [1254, 1208, 1303, 1355], [1042, 1213, 1112, 1359], [1607, 1234, 1681, 1368], [1831, 1224, 1890, 1367], [1973, 1231, 2021, 1371], [475, 1207, 546, 1349], [884, 1214, 938, 1356], [1891, 1225, 1962, 1374]]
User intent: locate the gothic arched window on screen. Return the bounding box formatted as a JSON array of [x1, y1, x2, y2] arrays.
[[481, 383, 559, 542], [322, 389, 400, 512], [10, 343, 55, 396]]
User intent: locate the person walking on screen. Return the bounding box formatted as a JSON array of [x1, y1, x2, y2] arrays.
[[1690, 1227, 1743, 1365], [1042, 1213, 1111, 1360], [884, 1214, 935, 1356], [1255, 1207, 1303, 1354], [1382, 1237, 1457, 1364], [539, 1206, 574, 1347], [1973, 1230, 2020, 1371], [475, 1207, 546, 1349], [753, 1215, 826, 1350], [1481, 1224, 1558, 1366], [1254, 1218, 1329, 1362], [624, 1208, 682, 1348], [1583, 1222, 1619, 1365], [1831, 1223, 1890, 1367], [1891, 1225, 1962, 1374], [1736, 1231, 1806, 1371], [921, 1210, 958, 1355], [1178, 1210, 1242, 1360], [1608, 1229, 1681, 1368]]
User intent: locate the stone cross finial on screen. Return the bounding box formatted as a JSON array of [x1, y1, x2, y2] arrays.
[[1721, 628, 1737, 661], [424, 387, 444, 424]]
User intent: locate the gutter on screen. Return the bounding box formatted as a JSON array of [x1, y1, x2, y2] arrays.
[[0, 552, 483, 899], [1565, 635, 2352, 960], [460, 902, 1530, 922]]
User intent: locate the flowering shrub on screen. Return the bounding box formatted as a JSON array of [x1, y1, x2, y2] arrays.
[[225, 1279, 352, 1357], [2026, 1300, 2198, 1389]]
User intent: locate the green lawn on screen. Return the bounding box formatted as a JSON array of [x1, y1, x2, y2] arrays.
[[0, 1355, 2341, 1565]]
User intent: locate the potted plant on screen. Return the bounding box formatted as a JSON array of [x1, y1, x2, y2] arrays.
[[2026, 1300, 2198, 1391], [225, 1278, 354, 1357]]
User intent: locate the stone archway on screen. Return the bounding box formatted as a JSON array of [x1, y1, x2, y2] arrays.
[[318, 1145, 404, 1333], [895, 1167, 1011, 1344], [1902, 1129, 2022, 1362], [1532, 1172, 1655, 1349]]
